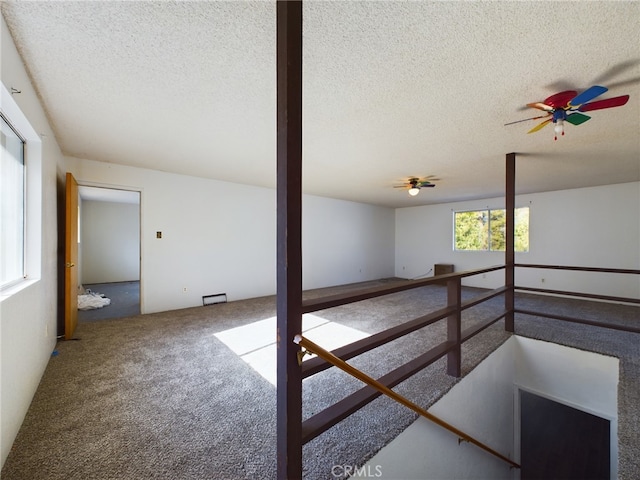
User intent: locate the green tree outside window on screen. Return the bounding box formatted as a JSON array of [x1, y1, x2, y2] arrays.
[[455, 207, 529, 252]]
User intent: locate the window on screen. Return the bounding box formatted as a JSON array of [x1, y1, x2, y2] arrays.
[[1, 82, 42, 296], [1, 113, 26, 288], [454, 207, 529, 252]]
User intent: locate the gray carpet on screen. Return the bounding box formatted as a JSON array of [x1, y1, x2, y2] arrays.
[[78, 281, 140, 321], [2, 280, 638, 479]]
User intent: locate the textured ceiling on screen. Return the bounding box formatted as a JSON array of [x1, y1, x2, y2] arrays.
[[2, 1, 639, 208]]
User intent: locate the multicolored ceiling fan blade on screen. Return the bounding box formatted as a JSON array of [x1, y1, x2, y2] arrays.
[[543, 90, 578, 109], [511, 85, 629, 138], [578, 95, 630, 112], [565, 112, 591, 126], [527, 118, 552, 134], [527, 102, 554, 112], [567, 85, 608, 108]]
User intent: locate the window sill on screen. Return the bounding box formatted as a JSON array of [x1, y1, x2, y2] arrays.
[[0, 277, 41, 302]]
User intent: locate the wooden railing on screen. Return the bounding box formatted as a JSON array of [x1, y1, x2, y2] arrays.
[[515, 263, 640, 333], [273, 3, 637, 476], [291, 263, 639, 475], [299, 266, 507, 446], [295, 333, 520, 469]]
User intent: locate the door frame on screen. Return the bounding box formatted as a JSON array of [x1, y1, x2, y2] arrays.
[[66, 179, 144, 328]]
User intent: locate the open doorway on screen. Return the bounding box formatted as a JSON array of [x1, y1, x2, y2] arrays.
[[77, 186, 141, 321]]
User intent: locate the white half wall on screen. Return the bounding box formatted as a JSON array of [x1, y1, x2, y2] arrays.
[[357, 337, 517, 480], [80, 200, 140, 284], [65, 157, 395, 313], [395, 182, 640, 299]]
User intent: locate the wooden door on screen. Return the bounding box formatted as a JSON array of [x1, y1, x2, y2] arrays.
[[520, 390, 610, 479], [64, 172, 79, 339]]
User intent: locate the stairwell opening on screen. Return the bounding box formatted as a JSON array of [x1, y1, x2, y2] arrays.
[[356, 336, 618, 479]]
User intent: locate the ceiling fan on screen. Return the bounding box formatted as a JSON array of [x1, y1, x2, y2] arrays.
[[505, 85, 630, 140], [394, 177, 438, 196]]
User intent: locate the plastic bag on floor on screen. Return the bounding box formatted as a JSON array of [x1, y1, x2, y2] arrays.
[[78, 291, 111, 310]]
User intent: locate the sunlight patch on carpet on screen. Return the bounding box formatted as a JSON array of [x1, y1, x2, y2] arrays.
[[214, 314, 370, 386]]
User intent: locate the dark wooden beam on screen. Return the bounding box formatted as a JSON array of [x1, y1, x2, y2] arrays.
[[460, 285, 509, 309], [302, 287, 508, 378], [515, 308, 640, 334], [446, 277, 461, 377], [516, 264, 640, 275], [301, 341, 456, 443], [276, 1, 303, 478], [302, 264, 505, 313], [505, 152, 516, 332], [302, 306, 454, 378], [515, 286, 640, 305], [462, 312, 508, 342]]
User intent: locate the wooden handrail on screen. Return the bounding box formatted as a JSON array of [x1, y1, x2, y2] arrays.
[[516, 263, 640, 275], [302, 285, 510, 378], [301, 305, 454, 378], [515, 308, 640, 334], [516, 286, 640, 305], [462, 312, 507, 342], [302, 265, 505, 313], [294, 334, 520, 470], [301, 341, 456, 443]]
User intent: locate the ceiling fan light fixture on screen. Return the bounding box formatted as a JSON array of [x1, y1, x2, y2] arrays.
[[554, 119, 564, 140], [408, 187, 420, 196]]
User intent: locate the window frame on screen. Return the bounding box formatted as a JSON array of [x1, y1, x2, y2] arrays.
[[1, 111, 27, 288], [453, 206, 529, 253], [1, 82, 43, 297]]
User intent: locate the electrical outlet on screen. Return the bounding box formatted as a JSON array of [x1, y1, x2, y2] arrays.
[[541, 278, 545, 283], [182, 287, 188, 293]]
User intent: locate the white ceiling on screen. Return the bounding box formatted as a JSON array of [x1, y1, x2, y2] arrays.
[[2, 1, 639, 208]]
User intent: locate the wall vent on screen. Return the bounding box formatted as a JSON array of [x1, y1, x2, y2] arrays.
[[202, 293, 227, 306]]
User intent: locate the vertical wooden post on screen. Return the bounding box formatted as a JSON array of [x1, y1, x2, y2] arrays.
[[276, 1, 303, 479], [505, 153, 516, 332], [446, 277, 461, 377]]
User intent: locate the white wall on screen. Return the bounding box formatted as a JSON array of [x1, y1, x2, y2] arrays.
[[359, 336, 618, 479], [81, 200, 140, 284], [303, 194, 395, 289], [65, 157, 396, 314], [357, 338, 517, 480], [395, 182, 640, 299], [0, 15, 64, 467]]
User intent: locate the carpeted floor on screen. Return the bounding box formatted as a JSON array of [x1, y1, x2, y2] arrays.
[[2, 280, 638, 479], [78, 281, 140, 321]]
